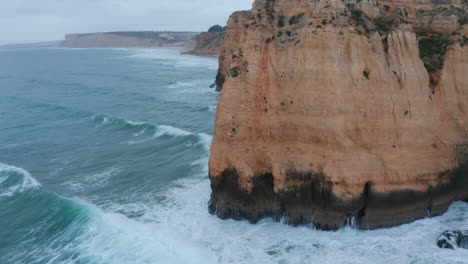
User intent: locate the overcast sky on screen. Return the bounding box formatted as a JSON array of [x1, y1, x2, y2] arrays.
[[0, 0, 253, 45]]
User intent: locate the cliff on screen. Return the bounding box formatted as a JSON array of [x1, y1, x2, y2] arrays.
[[209, 0, 468, 229], [61, 31, 198, 48], [187, 25, 226, 56]]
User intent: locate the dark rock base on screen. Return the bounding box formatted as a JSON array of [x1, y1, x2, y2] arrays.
[[209, 161, 468, 230], [437, 230, 468, 249], [214, 71, 225, 92]]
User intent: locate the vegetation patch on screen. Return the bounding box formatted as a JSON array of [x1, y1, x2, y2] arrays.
[[373, 17, 394, 34], [265, 0, 276, 20], [347, 4, 370, 33], [229, 67, 240, 78], [229, 127, 238, 137], [459, 16, 468, 25], [418, 34, 452, 73], [289, 13, 305, 25], [351, 9, 365, 25], [278, 15, 285, 27]]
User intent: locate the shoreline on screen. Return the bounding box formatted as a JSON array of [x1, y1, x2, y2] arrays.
[[58, 46, 220, 58]]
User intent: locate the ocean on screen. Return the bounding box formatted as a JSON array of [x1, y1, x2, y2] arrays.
[[0, 47, 467, 264]]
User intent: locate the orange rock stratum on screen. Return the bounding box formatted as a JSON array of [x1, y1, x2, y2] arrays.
[[208, 0, 468, 229]]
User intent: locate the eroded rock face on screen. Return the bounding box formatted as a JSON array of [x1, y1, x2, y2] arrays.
[[437, 230, 468, 249], [209, 0, 468, 229], [187, 25, 226, 56]]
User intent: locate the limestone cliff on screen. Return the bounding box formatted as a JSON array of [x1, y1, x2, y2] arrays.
[[187, 25, 226, 56], [209, 0, 468, 229]]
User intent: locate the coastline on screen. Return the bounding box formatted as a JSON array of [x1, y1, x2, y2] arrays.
[[58, 46, 220, 58]]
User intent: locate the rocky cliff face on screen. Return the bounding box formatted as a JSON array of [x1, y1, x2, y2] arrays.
[[187, 25, 226, 56], [209, 0, 468, 229]]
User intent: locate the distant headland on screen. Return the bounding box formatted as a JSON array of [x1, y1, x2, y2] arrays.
[[1, 27, 226, 57], [61, 31, 198, 49]]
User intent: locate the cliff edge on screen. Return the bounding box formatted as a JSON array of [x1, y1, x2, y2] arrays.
[[209, 0, 468, 230], [187, 25, 226, 56]]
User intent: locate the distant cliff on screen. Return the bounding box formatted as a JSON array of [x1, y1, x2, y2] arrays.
[[209, 0, 468, 230], [187, 25, 226, 56], [61, 31, 198, 48]]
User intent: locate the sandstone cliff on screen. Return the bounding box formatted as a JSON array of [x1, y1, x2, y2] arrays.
[[187, 25, 226, 56], [209, 0, 468, 229], [61, 31, 198, 48]]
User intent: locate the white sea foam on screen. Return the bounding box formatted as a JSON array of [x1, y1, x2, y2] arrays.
[[0, 163, 213, 263], [196, 133, 213, 153], [126, 120, 147, 126], [91, 114, 111, 127], [90, 139, 466, 264], [133, 127, 148, 137], [137, 177, 468, 264], [154, 124, 192, 137], [151, 125, 212, 153], [71, 199, 216, 264], [0, 163, 41, 198], [208, 105, 217, 113], [66, 167, 120, 192], [166, 80, 217, 95], [168, 81, 196, 89], [123, 118, 213, 152], [126, 49, 218, 70], [90, 114, 212, 150]]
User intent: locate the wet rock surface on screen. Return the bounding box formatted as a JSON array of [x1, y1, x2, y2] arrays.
[[437, 230, 468, 249]]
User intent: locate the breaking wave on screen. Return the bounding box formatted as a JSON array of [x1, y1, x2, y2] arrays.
[[91, 114, 212, 151], [126, 49, 218, 70], [0, 163, 214, 264], [0, 163, 41, 198]]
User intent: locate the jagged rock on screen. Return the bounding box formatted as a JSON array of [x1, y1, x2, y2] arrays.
[[208, 0, 468, 230], [437, 230, 468, 249]]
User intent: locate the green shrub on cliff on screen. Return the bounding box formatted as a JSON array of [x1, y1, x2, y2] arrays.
[[348, 4, 370, 33], [289, 13, 305, 25], [278, 15, 285, 27], [265, 0, 276, 20], [373, 17, 394, 33], [229, 67, 240, 78], [418, 34, 452, 73]]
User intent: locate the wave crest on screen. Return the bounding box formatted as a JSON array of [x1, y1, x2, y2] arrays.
[[91, 114, 212, 151], [0, 163, 41, 198]]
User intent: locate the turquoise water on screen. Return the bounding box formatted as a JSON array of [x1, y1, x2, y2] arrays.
[[0, 48, 467, 264]]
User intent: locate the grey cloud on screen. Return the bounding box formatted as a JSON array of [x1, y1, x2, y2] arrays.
[[0, 0, 253, 45]]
